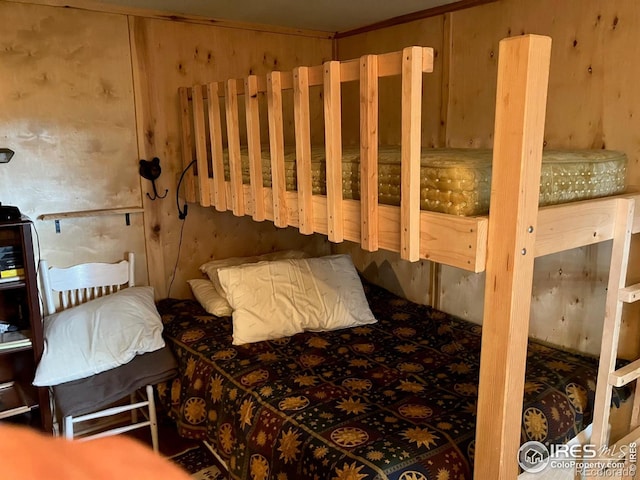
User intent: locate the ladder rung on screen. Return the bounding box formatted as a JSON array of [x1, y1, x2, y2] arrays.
[[609, 358, 640, 387], [619, 283, 640, 303]]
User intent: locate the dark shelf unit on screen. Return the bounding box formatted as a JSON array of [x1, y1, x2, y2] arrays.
[[0, 216, 51, 432]]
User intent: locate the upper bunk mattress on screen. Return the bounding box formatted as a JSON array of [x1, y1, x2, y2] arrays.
[[223, 147, 627, 216]]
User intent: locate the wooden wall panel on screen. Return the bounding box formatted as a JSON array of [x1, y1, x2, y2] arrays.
[[446, 0, 607, 149], [337, 17, 445, 148], [335, 242, 432, 305], [443, 0, 639, 358], [336, 0, 640, 357], [600, 2, 640, 359], [129, 17, 332, 298], [0, 2, 148, 281]]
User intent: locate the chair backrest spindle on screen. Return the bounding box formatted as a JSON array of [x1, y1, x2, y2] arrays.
[[40, 253, 135, 316]]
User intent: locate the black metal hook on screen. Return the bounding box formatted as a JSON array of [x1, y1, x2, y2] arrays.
[[139, 157, 168, 200]]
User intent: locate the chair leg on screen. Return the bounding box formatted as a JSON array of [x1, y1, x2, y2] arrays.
[[146, 384, 159, 453], [64, 415, 74, 440]]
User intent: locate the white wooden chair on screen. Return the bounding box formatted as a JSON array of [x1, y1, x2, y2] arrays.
[[39, 253, 165, 452]]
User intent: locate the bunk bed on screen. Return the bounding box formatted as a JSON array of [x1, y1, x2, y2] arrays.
[[173, 34, 640, 479]]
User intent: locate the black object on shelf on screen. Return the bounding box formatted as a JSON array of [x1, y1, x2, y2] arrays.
[[0, 204, 21, 222]]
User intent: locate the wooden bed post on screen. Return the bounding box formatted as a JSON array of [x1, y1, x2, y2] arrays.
[[474, 34, 551, 480]]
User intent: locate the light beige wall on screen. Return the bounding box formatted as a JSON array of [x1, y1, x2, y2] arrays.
[[0, 2, 148, 281], [336, 0, 640, 357], [1, 0, 332, 300], [444, 0, 640, 358]]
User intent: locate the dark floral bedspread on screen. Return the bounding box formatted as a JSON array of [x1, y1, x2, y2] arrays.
[[157, 282, 628, 480]]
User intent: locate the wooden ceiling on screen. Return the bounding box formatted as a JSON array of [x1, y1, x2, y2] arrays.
[[91, 0, 495, 35]]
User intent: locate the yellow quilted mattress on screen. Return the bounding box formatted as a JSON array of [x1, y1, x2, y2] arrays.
[[223, 147, 627, 216]]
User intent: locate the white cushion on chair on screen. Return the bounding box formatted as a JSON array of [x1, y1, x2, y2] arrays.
[[33, 286, 165, 387]]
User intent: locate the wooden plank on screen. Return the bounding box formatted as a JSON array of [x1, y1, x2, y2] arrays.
[[619, 282, 640, 303], [235, 176, 486, 271], [225, 79, 245, 216], [339, 49, 434, 83], [419, 210, 487, 272], [535, 197, 618, 256], [323, 60, 344, 242], [227, 175, 485, 271], [207, 82, 227, 211], [474, 35, 551, 480], [293, 66, 314, 234], [190, 49, 434, 97], [360, 54, 379, 251], [178, 87, 196, 203], [191, 84, 211, 207], [609, 357, 640, 387], [267, 71, 288, 227], [535, 192, 640, 254], [129, 17, 166, 301], [591, 199, 635, 449], [39, 207, 144, 220], [400, 47, 423, 262], [244, 75, 265, 222], [306, 65, 324, 88]]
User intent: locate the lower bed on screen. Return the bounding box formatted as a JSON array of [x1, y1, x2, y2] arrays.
[[157, 281, 629, 479]]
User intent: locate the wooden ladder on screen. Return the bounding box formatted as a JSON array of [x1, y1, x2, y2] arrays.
[[590, 197, 639, 476]]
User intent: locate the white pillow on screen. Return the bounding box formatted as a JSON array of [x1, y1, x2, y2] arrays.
[[33, 286, 165, 387], [187, 279, 233, 317], [217, 254, 377, 345], [200, 250, 309, 300]]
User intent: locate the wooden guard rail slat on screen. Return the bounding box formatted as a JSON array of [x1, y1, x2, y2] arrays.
[[360, 55, 379, 251], [324, 61, 344, 243], [207, 82, 226, 211], [401, 46, 423, 262], [267, 71, 287, 227], [225, 79, 244, 216], [192, 84, 210, 207], [293, 66, 314, 235], [244, 75, 265, 222]]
